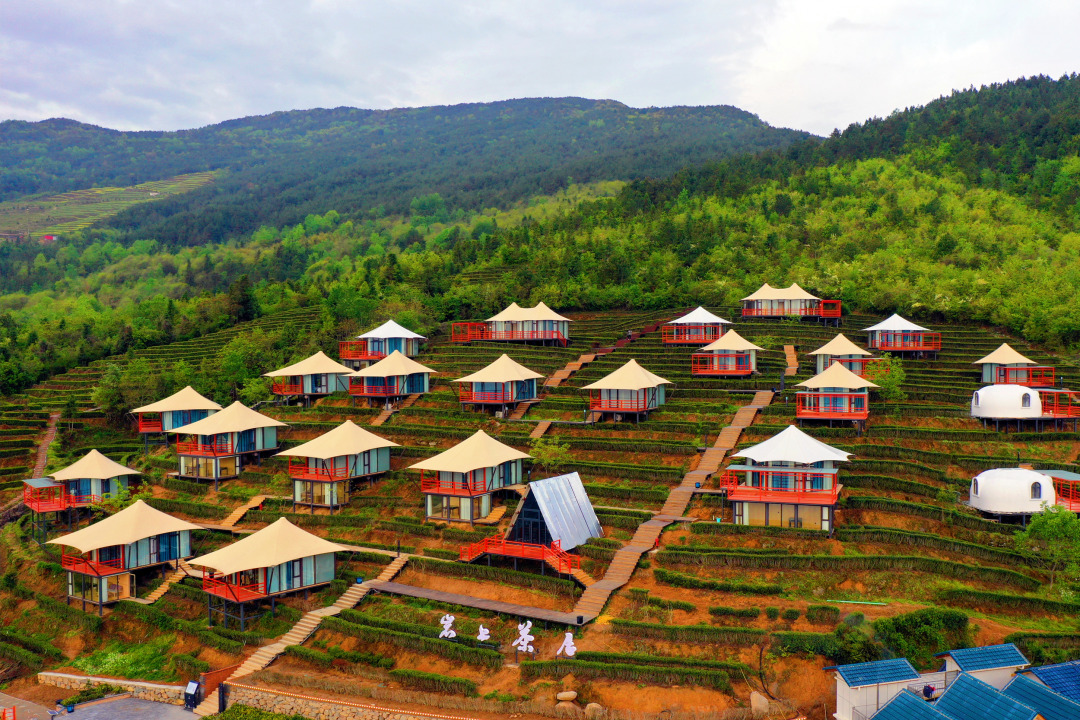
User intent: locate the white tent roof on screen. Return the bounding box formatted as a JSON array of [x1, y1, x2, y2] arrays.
[[700, 329, 764, 352], [51, 449, 140, 481], [862, 314, 929, 333], [132, 386, 222, 414], [452, 354, 543, 384], [349, 350, 434, 378], [170, 401, 287, 435], [581, 359, 671, 391], [275, 420, 398, 460], [408, 429, 531, 474], [667, 306, 731, 325], [809, 334, 871, 357], [742, 283, 819, 302], [973, 344, 1036, 366], [487, 301, 571, 323], [47, 500, 202, 553], [189, 518, 346, 576], [264, 351, 354, 378], [356, 319, 426, 340], [741, 283, 776, 301], [796, 362, 879, 390], [733, 425, 852, 464]]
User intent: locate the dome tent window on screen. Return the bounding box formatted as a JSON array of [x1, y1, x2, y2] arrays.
[[972, 479, 979, 496], [973, 392, 979, 407], [1022, 393, 1031, 408], [1031, 483, 1042, 500]]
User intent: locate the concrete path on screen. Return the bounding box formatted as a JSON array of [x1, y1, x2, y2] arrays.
[[70, 698, 192, 719], [0, 692, 51, 720]]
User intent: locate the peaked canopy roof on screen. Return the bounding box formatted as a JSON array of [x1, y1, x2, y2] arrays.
[[47, 500, 202, 553], [356, 319, 426, 340], [581, 359, 671, 391], [487, 301, 571, 323], [264, 351, 354, 377], [733, 425, 852, 464], [349, 350, 435, 378], [452, 354, 543, 384], [52, 449, 140, 481], [863, 313, 929, 333], [700, 329, 764, 352], [667, 306, 731, 325], [408, 429, 531, 474], [275, 420, 398, 460], [974, 343, 1036, 366], [796, 361, 879, 390], [132, 386, 222, 414], [190, 518, 346, 576], [741, 282, 819, 302], [518, 472, 602, 551], [170, 401, 287, 435], [809, 333, 871, 357]]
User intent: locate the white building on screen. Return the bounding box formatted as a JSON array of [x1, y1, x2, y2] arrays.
[[969, 468, 1056, 518]]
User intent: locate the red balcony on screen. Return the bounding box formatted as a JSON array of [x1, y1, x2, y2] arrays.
[[1047, 476, 1080, 513], [62, 549, 124, 576], [742, 299, 841, 318], [137, 414, 163, 433], [349, 379, 403, 397], [691, 353, 753, 376], [662, 324, 723, 344], [716, 469, 841, 505], [176, 438, 234, 456], [24, 486, 101, 513], [996, 366, 1055, 387], [460, 537, 580, 574], [288, 460, 352, 482], [1040, 391, 1080, 418], [271, 381, 303, 395], [875, 331, 942, 352], [339, 340, 385, 361], [2, 706, 14, 720], [588, 393, 649, 412], [451, 323, 567, 346], [796, 392, 869, 420], [458, 387, 519, 404], [420, 470, 489, 497], [203, 574, 266, 602]]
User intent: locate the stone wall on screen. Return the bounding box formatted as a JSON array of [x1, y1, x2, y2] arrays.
[[228, 682, 471, 720], [38, 672, 186, 705]]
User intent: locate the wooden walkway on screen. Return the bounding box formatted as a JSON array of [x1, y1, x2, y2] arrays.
[[31, 412, 61, 477], [784, 345, 799, 376], [529, 420, 551, 439], [508, 398, 542, 421], [370, 393, 422, 427], [220, 495, 267, 528], [365, 579, 584, 625], [544, 352, 602, 389]]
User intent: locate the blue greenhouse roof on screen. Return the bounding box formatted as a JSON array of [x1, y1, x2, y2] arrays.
[[826, 658, 919, 688], [937, 643, 1029, 671]]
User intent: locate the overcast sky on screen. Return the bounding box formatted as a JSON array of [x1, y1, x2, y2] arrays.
[[2, 1, 1077, 135]]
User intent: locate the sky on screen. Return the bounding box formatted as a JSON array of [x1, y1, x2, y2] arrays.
[[2, 0, 1078, 135]]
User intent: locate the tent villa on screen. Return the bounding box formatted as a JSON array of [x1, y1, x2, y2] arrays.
[[740, 283, 841, 321], [131, 386, 221, 435], [170, 401, 287, 489], [46, 500, 201, 614], [974, 343, 1054, 386], [264, 351, 354, 400], [409, 429, 531, 523], [452, 354, 543, 412], [691, 329, 764, 376], [23, 450, 140, 520], [809, 334, 876, 376], [338, 319, 426, 370], [451, 302, 572, 346], [795, 362, 879, 423], [971, 384, 1080, 431], [662, 306, 731, 344], [581, 359, 671, 420], [190, 518, 344, 629], [863, 313, 941, 356], [348, 350, 434, 405], [719, 425, 849, 531], [276, 420, 398, 513]]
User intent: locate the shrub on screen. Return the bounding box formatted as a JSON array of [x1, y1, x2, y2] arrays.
[[781, 609, 800, 622], [765, 606, 780, 620], [389, 669, 477, 696], [709, 606, 761, 620], [654, 568, 783, 596], [172, 653, 210, 677], [521, 659, 731, 691], [872, 608, 971, 670], [323, 616, 502, 669], [610, 619, 767, 645], [0, 641, 42, 670], [806, 605, 841, 625], [936, 589, 1080, 616], [61, 683, 125, 706]]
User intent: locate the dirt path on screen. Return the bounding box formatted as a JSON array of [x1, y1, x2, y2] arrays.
[[31, 412, 62, 478]]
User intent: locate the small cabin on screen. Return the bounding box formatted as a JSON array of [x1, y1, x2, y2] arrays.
[[264, 351, 353, 400], [1023, 660, 1080, 703], [1003, 673, 1080, 719], [46, 500, 201, 615], [740, 283, 841, 321], [191, 518, 344, 630], [581, 359, 671, 420], [974, 343, 1054, 386], [348, 350, 434, 405], [131, 386, 221, 435], [452, 302, 571, 346], [171, 401, 287, 489], [662, 306, 731, 344], [795, 362, 879, 423], [969, 468, 1056, 521], [276, 420, 398, 513], [452, 354, 542, 412], [827, 657, 921, 720], [808, 333, 875, 376], [339, 319, 426, 370], [24, 450, 139, 515], [409, 429, 531, 523], [969, 384, 1080, 430], [935, 644, 1030, 690], [691, 329, 763, 376], [719, 425, 849, 531], [863, 313, 941, 356]]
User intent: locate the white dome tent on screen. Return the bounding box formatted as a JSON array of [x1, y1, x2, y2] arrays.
[[969, 468, 1056, 522]]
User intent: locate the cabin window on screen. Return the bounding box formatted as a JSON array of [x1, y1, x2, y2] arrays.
[[972, 479, 979, 496], [1031, 483, 1042, 500], [973, 393, 980, 407], [1022, 393, 1031, 408]]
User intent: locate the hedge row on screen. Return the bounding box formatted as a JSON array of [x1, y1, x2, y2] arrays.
[[13, 585, 103, 633], [282, 644, 393, 670], [847, 459, 946, 481], [322, 615, 502, 669], [408, 556, 580, 596], [610, 619, 767, 645], [840, 474, 942, 498], [805, 605, 841, 625], [338, 609, 494, 649], [654, 568, 784, 596], [162, 477, 209, 495], [0, 628, 63, 660], [0, 641, 43, 670], [842, 496, 1016, 534], [594, 513, 644, 530], [146, 498, 229, 520], [172, 653, 211, 677], [770, 632, 842, 660], [584, 484, 670, 502], [577, 545, 616, 562], [835, 527, 1029, 567], [520, 659, 731, 691], [709, 606, 760, 620], [936, 589, 1080, 616], [689, 522, 826, 538], [574, 650, 750, 673], [388, 668, 477, 696], [111, 602, 243, 654]]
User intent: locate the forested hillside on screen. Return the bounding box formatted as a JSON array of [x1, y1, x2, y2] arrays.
[[0, 98, 811, 245]]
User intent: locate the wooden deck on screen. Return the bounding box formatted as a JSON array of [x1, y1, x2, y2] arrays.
[[365, 579, 586, 625], [784, 345, 799, 376]]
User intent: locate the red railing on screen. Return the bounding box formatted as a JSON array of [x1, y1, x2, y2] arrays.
[[716, 469, 841, 505], [742, 299, 841, 318], [272, 381, 303, 395], [24, 486, 101, 512], [1040, 391, 1080, 418], [460, 537, 580, 574], [203, 574, 266, 602], [996, 366, 1056, 387], [1048, 476, 1080, 512], [796, 392, 869, 420], [818, 356, 882, 378], [458, 387, 516, 403], [691, 353, 753, 376], [200, 662, 243, 698], [339, 340, 385, 361], [589, 393, 650, 412], [1, 706, 13, 720], [662, 324, 724, 344], [420, 470, 488, 497], [62, 549, 124, 576], [137, 414, 163, 433], [288, 460, 352, 481], [875, 331, 942, 352], [451, 323, 567, 346], [175, 438, 234, 456], [349, 379, 402, 396]]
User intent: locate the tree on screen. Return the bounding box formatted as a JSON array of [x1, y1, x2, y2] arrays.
[[92, 481, 154, 515], [935, 486, 958, 523], [226, 274, 258, 322], [863, 353, 907, 404], [92, 364, 126, 425], [528, 435, 573, 475], [238, 377, 271, 406], [1014, 504, 1080, 587]]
